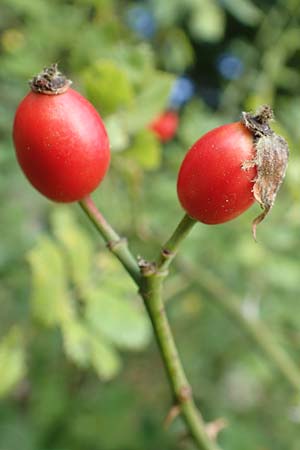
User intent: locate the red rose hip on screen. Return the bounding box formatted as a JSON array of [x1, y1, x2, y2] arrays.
[[177, 106, 289, 238], [177, 122, 257, 225], [149, 110, 179, 142], [13, 64, 110, 202]]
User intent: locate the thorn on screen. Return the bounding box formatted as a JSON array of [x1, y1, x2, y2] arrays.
[[164, 404, 181, 429], [205, 418, 228, 441]]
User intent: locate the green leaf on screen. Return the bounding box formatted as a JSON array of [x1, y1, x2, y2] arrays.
[[51, 207, 93, 291], [110, 44, 155, 87], [125, 129, 162, 170], [125, 72, 174, 133], [221, 0, 262, 26], [85, 255, 151, 350], [189, 1, 225, 42], [160, 28, 195, 72], [150, 0, 185, 27], [89, 334, 121, 380], [61, 321, 91, 367], [0, 327, 26, 397], [86, 288, 151, 351], [62, 320, 121, 380], [82, 60, 134, 116], [178, 100, 224, 147], [27, 236, 71, 326], [101, 70, 174, 151], [105, 114, 131, 152]]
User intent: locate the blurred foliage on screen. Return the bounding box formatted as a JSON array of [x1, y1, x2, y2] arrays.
[[1, 0, 300, 449], [28, 207, 150, 380]]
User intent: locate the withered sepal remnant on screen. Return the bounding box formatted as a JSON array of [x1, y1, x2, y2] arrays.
[[30, 63, 72, 95], [241, 105, 289, 240]]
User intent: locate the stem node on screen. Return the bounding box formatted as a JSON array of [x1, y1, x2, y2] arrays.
[[137, 258, 157, 276], [106, 237, 127, 251], [178, 385, 192, 402], [161, 247, 176, 259]]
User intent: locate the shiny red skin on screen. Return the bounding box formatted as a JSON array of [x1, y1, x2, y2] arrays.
[[177, 122, 257, 224], [149, 111, 179, 142], [13, 88, 110, 202]]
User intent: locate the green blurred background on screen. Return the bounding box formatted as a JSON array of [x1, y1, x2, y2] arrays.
[[1, 0, 300, 449]]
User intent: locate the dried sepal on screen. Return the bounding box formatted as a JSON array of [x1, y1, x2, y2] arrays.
[[241, 105, 289, 240], [30, 63, 72, 95]]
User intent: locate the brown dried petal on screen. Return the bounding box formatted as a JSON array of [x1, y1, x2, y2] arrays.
[[253, 134, 289, 207], [252, 134, 289, 239], [241, 106, 289, 240]]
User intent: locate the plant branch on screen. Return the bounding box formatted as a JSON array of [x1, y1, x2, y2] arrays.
[[79, 195, 141, 286], [79, 201, 221, 450], [141, 269, 221, 450], [177, 258, 300, 393], [139, 215, 221, 450]]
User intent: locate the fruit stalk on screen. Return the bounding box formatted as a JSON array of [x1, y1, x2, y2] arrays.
[[158, 213, 196, 272], [79, 195, 141, 285]]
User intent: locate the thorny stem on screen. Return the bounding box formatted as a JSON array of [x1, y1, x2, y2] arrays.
[[140, 273, 221, 450], [79, 198, 221, 450], [139, 214, 221, 450]]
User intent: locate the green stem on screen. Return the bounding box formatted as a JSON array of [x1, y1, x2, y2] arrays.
[[79, 201, 220, 449], [141, 271, 221, 450], [158, 214, 196, 273], [79, 195, 141, 286], [139, 214, 221, 450]]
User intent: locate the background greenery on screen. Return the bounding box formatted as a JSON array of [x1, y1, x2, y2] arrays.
[[1, 0, 300, 449]]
